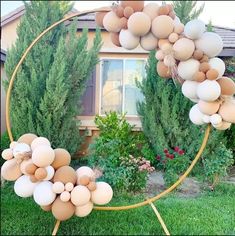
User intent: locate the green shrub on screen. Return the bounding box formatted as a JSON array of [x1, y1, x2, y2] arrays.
[[88, 111, 155, 192], [1, 131, 11, 151]]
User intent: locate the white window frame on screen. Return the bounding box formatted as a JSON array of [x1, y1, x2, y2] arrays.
[[99, 57, 147, 117]]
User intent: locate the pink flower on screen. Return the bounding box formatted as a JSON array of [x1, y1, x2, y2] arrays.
[[178, 150, 184, 155], [164, 148, 168, 153], [156, 155, 161, 160], [174, 146, 180, 152]]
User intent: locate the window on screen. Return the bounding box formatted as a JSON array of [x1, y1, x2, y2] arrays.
[[100, 59, 146, 116]]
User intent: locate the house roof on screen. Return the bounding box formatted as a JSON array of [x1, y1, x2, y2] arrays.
[[1, 49, 6, 62], [1, 6, 235, 57]]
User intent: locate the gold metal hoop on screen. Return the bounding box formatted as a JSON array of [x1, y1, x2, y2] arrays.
[[5, 7, 211, 235]]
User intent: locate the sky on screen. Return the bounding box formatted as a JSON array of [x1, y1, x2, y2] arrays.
[[1, 1, 235, 29]]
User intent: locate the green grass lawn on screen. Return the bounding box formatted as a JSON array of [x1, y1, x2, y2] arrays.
[[1, 182, 235, 235]]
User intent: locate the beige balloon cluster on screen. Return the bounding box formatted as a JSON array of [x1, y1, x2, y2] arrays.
[[1, 133, 113, 221], [96, 1, 235, 130]]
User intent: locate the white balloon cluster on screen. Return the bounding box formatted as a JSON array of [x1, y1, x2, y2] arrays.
[[96, 1, 235, 130], [1, 133, 113, 221]]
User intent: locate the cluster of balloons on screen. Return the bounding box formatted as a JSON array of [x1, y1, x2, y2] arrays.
[[96, 1, 235, 130], [1, 133, 113, 221]]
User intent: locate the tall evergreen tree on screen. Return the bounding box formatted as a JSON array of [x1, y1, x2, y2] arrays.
[[4, 1, 102, 154], [173, 1, 205, 24]]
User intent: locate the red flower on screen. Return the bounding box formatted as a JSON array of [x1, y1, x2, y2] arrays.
[[178, 150, 184, 155], [169, 154, 174, 159], [156, 155, 161, 160], [166, 153, 171, 158], [174, 146, 180, 152], [164, 148, 168, 153]]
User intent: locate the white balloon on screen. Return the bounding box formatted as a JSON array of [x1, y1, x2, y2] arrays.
[[195, 32, 223, 58], [182, 81, 200, 100], [140, 32, 158, 51], [178, 59, 200, 81], [189, 104, 205, 125], [75, 201, 93, 217], [44, 166, 55, 181], [119, 29, 140, 50], [197, 80, 221, 102], [31, 137, 50, 151], [210, 114, 222, 125], [208, 57, 225, 79], [14, 175, 38, 198], [91, 182, 113, 205], [190, 98, 200, 103], [202, 115, 211, 123], [76, 166, 95, 180], [184, 19, 205, 40], [13, 143, 31, 157], [33, 181, 56, 206]]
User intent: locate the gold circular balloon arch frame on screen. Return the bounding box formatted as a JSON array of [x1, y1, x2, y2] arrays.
[[5, 7, 211, 236]]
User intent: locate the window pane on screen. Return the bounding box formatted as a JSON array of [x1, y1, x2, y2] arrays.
[[124, 60, 145, 115], [101, 60, 123, 114]]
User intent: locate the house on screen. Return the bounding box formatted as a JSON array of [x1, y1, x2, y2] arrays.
[[1, 6, 235, 154]]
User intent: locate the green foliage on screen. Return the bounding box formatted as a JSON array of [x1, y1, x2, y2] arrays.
[[207, 20, 214, 32], [4, 1, 102, 154], [173, 1, 205, 24], [88, 111, 155, 192], [0, 131, 11, 151]]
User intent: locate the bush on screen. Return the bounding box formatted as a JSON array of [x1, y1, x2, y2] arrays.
[[88, 111, 155, 192], [1, 131, 11, 151]]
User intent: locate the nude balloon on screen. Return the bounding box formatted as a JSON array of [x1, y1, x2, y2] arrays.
[[173, 38, 195, 61], [198, 100, 221, 115], [75, 201, 93, 217], [17, 133, 38, 146], [119, 29, 140, 50], [181, 81, 199, 100], [208, 57, 225, 79], [178, 59, 200, 81], [1, 159, 22, 181], [32, 145, 55, 167], [91, 182, 113, 205], [143, 2, 160, 20], [103, 11, 122, 33], [217, 77, 235, 96], [218, 100, 235, 123], [140, 32, 158, 51]]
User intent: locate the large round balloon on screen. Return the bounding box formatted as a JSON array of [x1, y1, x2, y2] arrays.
[[152, 15, 174, 39], [140, 32, 158, 51], [218, 100, 235, 123], [33, 181, 56, 206], [76, 166, 95, 181], [217, 77, 235, 96], [189, 104, 205, 125], [31, 137, 50, 150], [208, 57, 225, 79], [156, 61, 171, 79], [51, 197, 75, 221], [143, 2, 160, 20], [1, 158, 22, 181], [178, 59, 200, 81], [103, 11, 121, 33], [51, 148, 71, 170], [195, 32, 223, 58], [1, 148, 13, 160], [75, 201, 93, 217], [32, 145, 55, 167], [198, 100, 221, 115], [17, 133, 38, 145], [71, 185, 91, 206], [128, 12, 151, 36], [184, 19, 205, 40], [119, 29, 140, 50], [181, 81, 199, 100], [173, 38, 195, 61], [91, 182, 113, 205], [53, 166, 77, 185], [14, 175, 38, 198]]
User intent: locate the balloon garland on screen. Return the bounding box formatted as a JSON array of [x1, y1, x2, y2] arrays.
[[1, 1, 234, 235]]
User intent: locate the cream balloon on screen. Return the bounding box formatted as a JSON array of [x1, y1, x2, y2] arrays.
[[155, 50, 164, 61], [1, 159, 22, 181], [20, 159, 33, 175], [71, 185, 91, 206], [91, 182, 113, 205], [43, 166, 55, 181], [33, 181, 56, 206], [178, 59, 200, 81], [75, 201, 93, 217], [76, 166, 95, 181], [65, 182, 74, 192], [197, 80, 221, 102], [198, 100, 221, 116], [32, 145, 55, 167], [181, 81, 199, 100], [119, 29, 140, 50], [14, 175, 38, 198], [140, 32, 158, 51], [60, 191, 71, 202], [189, 104, 205, 125], [195, 32, 223, 58], [143, 2, 160, 20], [184, 19, 205, 40], [202, 115, 211, 123], [18, 133, 38, 145], [210, 114, 222, 125], [1, 148, 13, 160], [103, 11, 121, 33], [208, 57, 225, 79], [215, 121, 232, 130], [173, 38, 195, 61], [52, 181, 64, 194], [31, 137, 50, 151]]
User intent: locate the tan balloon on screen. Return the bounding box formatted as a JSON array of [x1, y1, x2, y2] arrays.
[[174, 23, 184, 34], [103, 11, 121, 33], [115, 6, 124, 18], [140, 32, 158, 51], [78, 175, 90, 186], [128, 12, 151, 36], [193, 71, 206, 82], [76, 166, 95, 182], [91, 182, 113, 205], [51, 148, 71, 170], [200, 55, 209, 63], [216, 121, 232, 130], [121, 1, 144, 12], [41, 204, 52, 212], [25, 163, 38, 175], [75, 201, 93, 217], [52, 197, 75, 221], [158, 39, 171, 50], [20, 159, 33, 175], [2, 148, 13, 160], [53, 166, 77, 185], [155, 50, 164, 61], [71, 185, 91, 206], [198, 100, 221, 115], [1, 159, 22, 181], [217, 77, 235, 96], [173, 38, 195, 61], [87, 182, 97, 191], [30, 175, 38, 183], [152, 15, 174, 39], [17, 133, 38, 146], [169, 11, 176, 20], [143, 2, 160, 20], [120, 17, 128, 29], [158, 5, 170, 15], [35, 168, 47, 180], [206, 69, 219, 81], [31, 137, 50, 151], [32, 145, 55, 167], [168, 32, 179, 43], [156, 61, 171, 79], [193, 50, 204, 60], [199, 62, 210, 73], [123, 6, 134, 19], [110, 32, 121, 47], [218, 100, 235, 123], [95, 12, 107, 27]]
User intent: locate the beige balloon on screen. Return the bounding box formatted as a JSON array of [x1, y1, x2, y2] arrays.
[[152, 15, 174, 39], [143, 2, 160, 20], [173, 38, 195, 61], [91, 182, 113, 205], [51, 148, 71, 170], [103, 11, 121, 33], [32, 145, 55, 167], [198, 100, 221, 116], [140, 32, 158, 51], [53, 166, 77, 185], [2, 148, 13, 160], [76, 166, 95, 183], [218, 100, 235, 123], [18, 133, 38, 145], [119, 29, 140, 50], [217, 77, 235, 96], [20, 159, 34, 175], [216, 121, 232, 130], [31, 137, 50, 151], [75, 201, 93, 217], [1, 159, 22, 181], [71, 185, 91, 206]]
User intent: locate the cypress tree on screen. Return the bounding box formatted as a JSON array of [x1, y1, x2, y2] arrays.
[[4, 1, 102, 154]]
